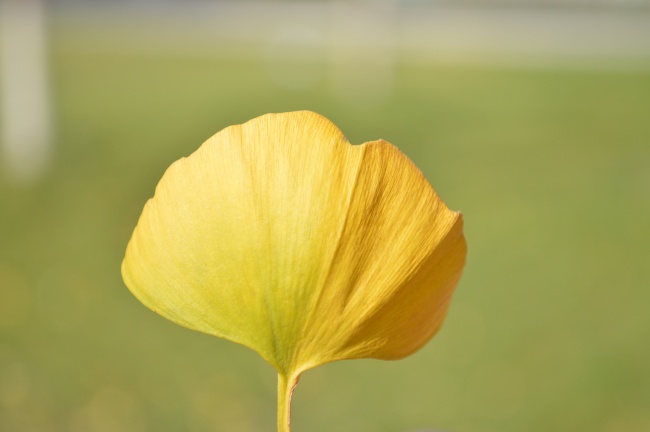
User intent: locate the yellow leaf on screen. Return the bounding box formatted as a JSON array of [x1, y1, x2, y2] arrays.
[[122, 111, 466, 431]]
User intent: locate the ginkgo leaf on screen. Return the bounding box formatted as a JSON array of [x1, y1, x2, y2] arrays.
[[122, 111, 467, 432]]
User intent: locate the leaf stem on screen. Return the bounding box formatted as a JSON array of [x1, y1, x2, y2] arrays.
[[277, 372, 299, 432]]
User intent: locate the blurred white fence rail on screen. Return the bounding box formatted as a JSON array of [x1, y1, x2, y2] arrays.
[[54, 1, 650, 69], [1, 0, 52, 184]]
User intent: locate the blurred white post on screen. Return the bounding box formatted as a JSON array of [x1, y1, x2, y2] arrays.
[[0, 0, 52, 184]]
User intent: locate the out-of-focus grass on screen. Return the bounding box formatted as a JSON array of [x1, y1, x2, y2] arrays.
[[1, 29, 650, 432]]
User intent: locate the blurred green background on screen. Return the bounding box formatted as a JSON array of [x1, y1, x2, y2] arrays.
[[1, 1, 650, 431]]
